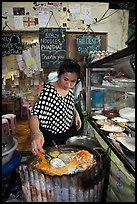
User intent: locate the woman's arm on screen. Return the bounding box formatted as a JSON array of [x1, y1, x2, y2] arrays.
[[29, 115, 45, 154], [73, 106, 82, 130]]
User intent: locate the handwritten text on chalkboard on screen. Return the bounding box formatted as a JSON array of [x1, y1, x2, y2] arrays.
[[39, 28, 66, 69], [2, 32, 22, 56], [76, 35, 101, 54]]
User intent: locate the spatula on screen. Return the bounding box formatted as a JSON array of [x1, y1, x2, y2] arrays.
[[25, 154, 42, 166], [25, 151, 66, 168]]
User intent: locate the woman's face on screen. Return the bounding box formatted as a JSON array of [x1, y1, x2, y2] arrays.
[[59, 72, 78, 91]]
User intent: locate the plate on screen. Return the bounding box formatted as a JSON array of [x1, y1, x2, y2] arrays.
[[109, 132, 128, 139], [119, 107, 135, 122], [111, 117, 129, 123], [100, 125, 125, 132], [92, 115, 107, 120], [96, 120, 113, 126], [116, 137, 135, 152]]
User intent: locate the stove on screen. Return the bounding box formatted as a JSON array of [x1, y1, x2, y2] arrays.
[[2, 170, 23, 202], [2, 150, 23, 202]]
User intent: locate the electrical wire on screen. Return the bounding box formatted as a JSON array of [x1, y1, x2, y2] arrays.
[[95, 8, 109, 23], [95, 2, 130, 23], [45, 10, 60, 27], [3, 22, 12, 31]]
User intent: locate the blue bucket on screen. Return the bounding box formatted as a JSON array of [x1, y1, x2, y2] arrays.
[[91, 89, 105, 108]]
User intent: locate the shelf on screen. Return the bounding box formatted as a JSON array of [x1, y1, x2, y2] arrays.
[[91, 85, 135, 93], [85, 44, 135, 116], [87, 43, 135, 69]]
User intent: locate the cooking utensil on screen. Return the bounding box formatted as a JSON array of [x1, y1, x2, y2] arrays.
[[66, 135, 101, 148], [25, 151, 66, 168], [25, 154, 42, 166], [51, 140, 72, 164], [51, 139, 67, 153]]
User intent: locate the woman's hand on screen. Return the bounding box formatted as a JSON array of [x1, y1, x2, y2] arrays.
[[31, 130, 45, 154], [73, 106, 82, 130], [75, 113, 82, 130]]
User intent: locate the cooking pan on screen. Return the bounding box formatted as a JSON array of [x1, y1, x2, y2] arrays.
[[66, 135, 101, 148], [25, 144, 107, 176]]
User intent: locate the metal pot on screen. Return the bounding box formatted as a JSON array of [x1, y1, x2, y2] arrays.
[[66, 135, 101, 148], [2, 135, 18, 166]]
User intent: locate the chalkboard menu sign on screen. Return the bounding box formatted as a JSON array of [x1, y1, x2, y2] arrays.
[[39, 27, 66, 69], [76, 35, 101, 54], [2, 32, 22, 56]]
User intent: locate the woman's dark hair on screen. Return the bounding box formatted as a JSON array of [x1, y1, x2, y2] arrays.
[[58, 58, 81, 78]]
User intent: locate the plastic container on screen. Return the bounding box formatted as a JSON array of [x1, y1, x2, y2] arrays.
[[2, 150, 22, 175], [91, 89, 105, 108]]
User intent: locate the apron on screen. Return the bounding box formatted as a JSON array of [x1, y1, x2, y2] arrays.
[[40, 126, 74, 148]]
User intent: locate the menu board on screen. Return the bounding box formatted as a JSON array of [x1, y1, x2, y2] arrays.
[[2, 32, 22, 56], [76, 35, 101, 54], [39, 27, 66, 69]]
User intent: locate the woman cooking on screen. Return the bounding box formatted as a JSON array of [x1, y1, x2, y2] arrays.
[[29, 58, 82, 154]]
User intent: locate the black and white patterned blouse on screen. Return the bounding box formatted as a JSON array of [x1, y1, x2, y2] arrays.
[[30, 83, 74, 134]]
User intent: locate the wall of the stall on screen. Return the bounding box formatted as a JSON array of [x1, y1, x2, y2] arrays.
[[2, 2, 129, 52], [2, 2, 130, 115]]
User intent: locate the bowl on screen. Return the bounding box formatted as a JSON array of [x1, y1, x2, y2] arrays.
[[2, 138, 18, 166], [2, 135, 15, 154]]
